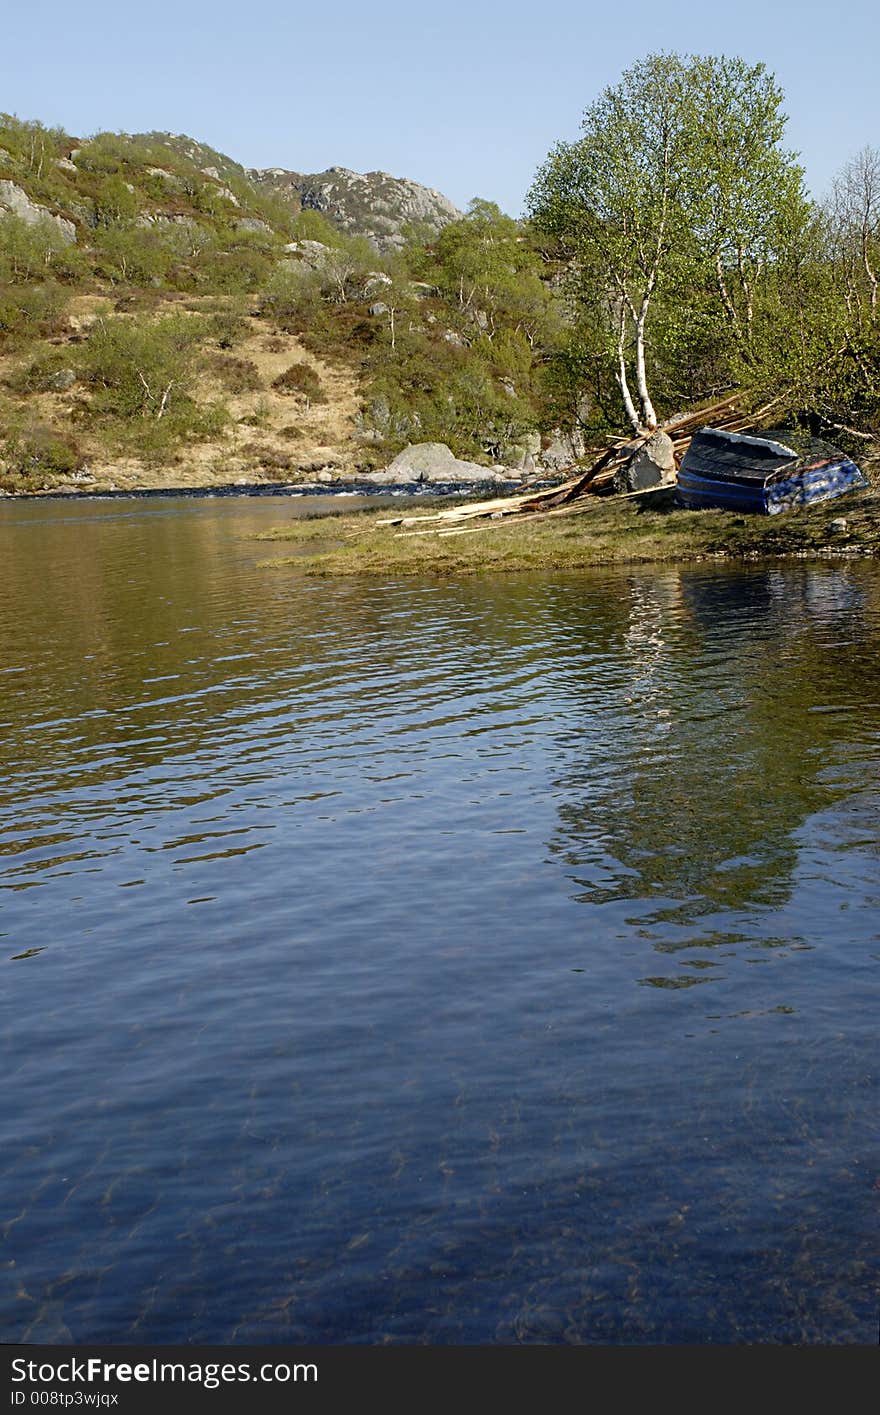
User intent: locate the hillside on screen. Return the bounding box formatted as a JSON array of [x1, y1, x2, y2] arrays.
[[0, 115, 561, 495]]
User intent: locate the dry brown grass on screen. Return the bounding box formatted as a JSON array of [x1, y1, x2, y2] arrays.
[[0, 295, 363, 492]]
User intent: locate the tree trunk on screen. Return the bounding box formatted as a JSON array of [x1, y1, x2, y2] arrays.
[[634, 304, 657, 429], [615, 308, 641, 433]]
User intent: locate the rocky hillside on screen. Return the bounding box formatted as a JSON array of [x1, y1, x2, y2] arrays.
[[251, 166, 461, 251], [0, 112, 560, 497], [0, 122, 461, 253]]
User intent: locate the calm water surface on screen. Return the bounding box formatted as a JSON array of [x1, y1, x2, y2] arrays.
[[0, 496, 877, 1344]]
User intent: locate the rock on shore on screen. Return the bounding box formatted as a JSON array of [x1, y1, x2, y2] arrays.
[[364, 442, 515, 484]]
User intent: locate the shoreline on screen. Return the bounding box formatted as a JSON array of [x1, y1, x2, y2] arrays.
[[0, 477, 532, 503], [256, 484, 880, 574]]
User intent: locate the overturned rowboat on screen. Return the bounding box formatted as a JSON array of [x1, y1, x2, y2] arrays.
[[676, 428, 868, 515]]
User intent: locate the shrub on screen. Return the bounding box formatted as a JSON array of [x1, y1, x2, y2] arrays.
[[197, 246, 273, 294], [208, 305, 250, 348], [259, 266, 323, 332], [1, 422, 83, 482], [93, 225, 174, 286], [0, 214, 84, 284], [271, 362, 326, 402], [80, 311, 205, 419], [0, 281, 68, 344], [207, 353, 262, 393]]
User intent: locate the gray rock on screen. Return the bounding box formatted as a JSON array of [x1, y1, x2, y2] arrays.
[[55, 157, 77, 174], [136, 213, 197, 229], [365, 441, 493, 485], [235, 217, 272, 234], [0, 181, 77, 243], [442, 329, 466, 347], [540, 436, 574, 471], [369, 302, 389, 317], [145, 167, 185, 190], [283, 239, 331, 267], [45, 368, 77, 392], [829, 517, 848, 533], [250, 164, 462, 254], [501, 433, 542, 470], [613, 430, 676, 493], [363, 272, 392, 295]]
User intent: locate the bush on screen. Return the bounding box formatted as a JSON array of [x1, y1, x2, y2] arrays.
[[207, 353, 262, 393], [1, 422, 83, 483], [80, 311, 205, 418], [92, 225, 174, 286], [0, 281, 68, 344], [271, 362, 326, 402], [260, 266, 323, 332], [208, 304, 250, 348], [197, 246, 273, 294], [0, 214, 84, 285]]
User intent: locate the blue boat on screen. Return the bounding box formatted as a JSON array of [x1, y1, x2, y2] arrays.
[[676, 427, 868, 515]]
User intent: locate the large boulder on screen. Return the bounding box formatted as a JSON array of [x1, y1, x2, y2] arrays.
[[365, 442, 496, 484], [0, 180, 76, 243], [613, 430, 676, 493]]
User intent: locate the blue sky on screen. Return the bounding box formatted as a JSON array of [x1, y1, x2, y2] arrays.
[[4, 0, 878, 214]]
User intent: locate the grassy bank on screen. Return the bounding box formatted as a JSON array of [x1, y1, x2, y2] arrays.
[[258, 481, 880, 576]]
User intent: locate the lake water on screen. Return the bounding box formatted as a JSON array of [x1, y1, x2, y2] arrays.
[[0, 495, 877, 1345]]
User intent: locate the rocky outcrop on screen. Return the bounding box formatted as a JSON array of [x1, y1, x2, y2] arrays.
[[364, 442, 505, 484], [251, 165, 462, 252], [0, 181, 77, 243]]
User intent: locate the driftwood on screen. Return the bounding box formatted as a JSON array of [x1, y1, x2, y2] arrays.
[[376, 392, 788, 538]]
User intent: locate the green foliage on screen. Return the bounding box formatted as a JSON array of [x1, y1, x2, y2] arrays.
[[432, 199, 558, 346], [92, 174, 139, 225], [260, 264, 325, 331], [290, 209, 343, 246], [529, 53, 813, 429], [92, 224, 174, 285], [0, 215, 85, 284], [206, 301, 250, 348], [197, 242, 273, 293], [0, 280, 68, 345], [1, 421, 84, 486], [80, 309, 207, 418]]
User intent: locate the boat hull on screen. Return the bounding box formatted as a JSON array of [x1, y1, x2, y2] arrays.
[[676, 456, 867, 515]]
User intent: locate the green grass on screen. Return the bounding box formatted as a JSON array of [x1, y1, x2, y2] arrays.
[[257, 486, 880, 576]]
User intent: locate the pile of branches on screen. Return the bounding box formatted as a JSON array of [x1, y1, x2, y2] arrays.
[[377, 392, 783, 540]]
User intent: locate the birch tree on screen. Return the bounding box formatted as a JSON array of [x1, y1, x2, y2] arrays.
[[528, 54, 693, 432], [687, 57, 808, 358], [829, 146, 880, 326], [528, 53, 810, 431]]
